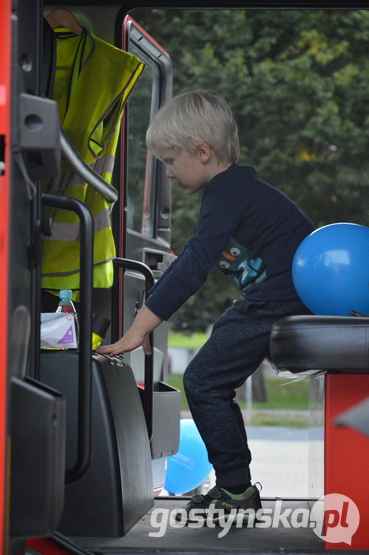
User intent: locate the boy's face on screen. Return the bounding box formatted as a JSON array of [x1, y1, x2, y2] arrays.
[[158, 147, 211, 195]]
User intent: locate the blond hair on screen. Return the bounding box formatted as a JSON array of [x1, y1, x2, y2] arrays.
[[146, 89, 240, 164]]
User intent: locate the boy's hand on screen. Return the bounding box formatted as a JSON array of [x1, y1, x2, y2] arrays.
[[97, 328, 151, 356], [96, 305, 162, 357]]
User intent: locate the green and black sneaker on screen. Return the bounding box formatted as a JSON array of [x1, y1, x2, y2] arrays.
[[176, 483, 262, 525]]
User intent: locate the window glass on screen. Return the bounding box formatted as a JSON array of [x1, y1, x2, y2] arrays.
[[126, 44, 160, 237]]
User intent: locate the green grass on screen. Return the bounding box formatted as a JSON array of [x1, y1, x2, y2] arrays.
[[168, 332, 209, 349], [252, 378, 309, 411], [167, 374, 309, 420], [250, 414, 308, 428], [168, 373, 190, 411]]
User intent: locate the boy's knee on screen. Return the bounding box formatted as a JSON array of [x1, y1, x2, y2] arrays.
[[183, 364, 202, 401], [183, 367, 194, 395], [184, 362, 215, 408]]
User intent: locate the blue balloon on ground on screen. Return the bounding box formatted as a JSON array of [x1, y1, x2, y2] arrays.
[[164, 419, 212, 495], [292, 223, 369, 316]]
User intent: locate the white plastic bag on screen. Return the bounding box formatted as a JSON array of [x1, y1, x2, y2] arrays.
[[41, 313, 78, 349]]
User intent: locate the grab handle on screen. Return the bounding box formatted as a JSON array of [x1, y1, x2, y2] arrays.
[[60, 126, 118, 203], [113, 258, 155, 440], [42, 193, 93, 483]]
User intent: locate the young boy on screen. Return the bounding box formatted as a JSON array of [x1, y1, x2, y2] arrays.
[[98, 89, 314, 521]]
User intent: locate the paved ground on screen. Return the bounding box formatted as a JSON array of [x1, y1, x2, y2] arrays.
[[176, 413, 315, 499], [246, 426, 310, 498], [165, 425, 312, 499]]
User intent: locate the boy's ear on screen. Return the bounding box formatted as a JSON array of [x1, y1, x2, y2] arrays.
[[196, 142, 212, 163]]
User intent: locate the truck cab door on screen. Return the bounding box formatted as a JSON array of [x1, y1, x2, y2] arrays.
[[118, 16, 175, 388]]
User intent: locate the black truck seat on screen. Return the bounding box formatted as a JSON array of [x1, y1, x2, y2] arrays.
[[269, 313, 369, 550], [270, 314, 369, 375]]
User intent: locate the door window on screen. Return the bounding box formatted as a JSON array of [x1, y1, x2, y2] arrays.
[[125, 47, 160, 237]]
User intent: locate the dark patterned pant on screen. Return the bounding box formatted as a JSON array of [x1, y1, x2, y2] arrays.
[[183, 297, 310, 487]]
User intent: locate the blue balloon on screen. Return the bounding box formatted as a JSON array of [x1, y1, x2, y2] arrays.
[[293, 223, 369, 316], [164, 419, 212, 495]]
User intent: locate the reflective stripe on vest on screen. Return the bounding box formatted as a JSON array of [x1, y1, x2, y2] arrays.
[[48, 155, 115, 192], [44, 208, 111, 243], [41, 28, 144, 293]]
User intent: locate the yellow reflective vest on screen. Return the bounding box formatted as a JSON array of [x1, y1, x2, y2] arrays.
[[42, 28, 144, 296]]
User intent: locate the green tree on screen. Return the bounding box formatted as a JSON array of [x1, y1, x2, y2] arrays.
[[132, 8, 369, 332]]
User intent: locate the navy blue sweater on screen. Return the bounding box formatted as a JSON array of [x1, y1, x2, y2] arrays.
[[146, 164, 315, 321]]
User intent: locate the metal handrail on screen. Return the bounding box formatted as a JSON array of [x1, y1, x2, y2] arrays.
[[60, 126, 118, 203], [42, 193, 93, 483], [113, 258, 155, 440]]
